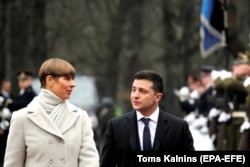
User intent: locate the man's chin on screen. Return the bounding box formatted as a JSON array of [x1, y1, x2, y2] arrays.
[[132, 106, 141, 111]]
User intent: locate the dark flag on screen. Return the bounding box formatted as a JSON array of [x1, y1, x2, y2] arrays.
[[200, 0, 224, 58]]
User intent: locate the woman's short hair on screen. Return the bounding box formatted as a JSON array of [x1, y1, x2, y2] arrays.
[[38, 58, 75, 88]]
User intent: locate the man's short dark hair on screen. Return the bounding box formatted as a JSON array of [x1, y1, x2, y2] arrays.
[[133, 70, 163, 93]]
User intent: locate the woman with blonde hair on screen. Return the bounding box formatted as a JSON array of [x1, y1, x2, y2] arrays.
[[4, 58, 99, 167]]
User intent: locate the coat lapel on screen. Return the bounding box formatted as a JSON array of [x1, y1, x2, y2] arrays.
[[27, 104, 64, 139], [153, 110, 169, 150], [56, 102, 80, 134], [26, 98, 79, 139], [125, 111, 140, 151]]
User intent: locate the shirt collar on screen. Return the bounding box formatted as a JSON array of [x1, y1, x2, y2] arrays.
[[136, 107, 159, 123], [1, 90, 9, 97]]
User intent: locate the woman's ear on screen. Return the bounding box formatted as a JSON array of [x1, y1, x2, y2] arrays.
[[46, 75, 54, 88]]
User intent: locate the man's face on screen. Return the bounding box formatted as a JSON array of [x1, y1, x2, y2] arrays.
[[18, 78, 32, 89], [2, 81, 11, 92], [200, 72, 211, 85], [232, 64, 250, 79], [131, 79, 162, 115]]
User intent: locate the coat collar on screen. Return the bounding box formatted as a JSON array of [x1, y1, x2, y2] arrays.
[[26, 97, 80, 139]]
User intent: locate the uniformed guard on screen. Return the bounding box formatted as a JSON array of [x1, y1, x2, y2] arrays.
[[237, 51, 250, 150], [198, 65, 215, 117], [211, 51, 250, 150], [8, 69, 37, 112], [205, 69, 230, 149]]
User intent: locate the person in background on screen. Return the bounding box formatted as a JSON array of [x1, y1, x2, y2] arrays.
[[96, 97, 116, 137], [96, 96, 123, 152], [174, 74, 202, 124], [185, 74, 202, 115], [174, 72, 215, 151], [198, 65, 215, 117], [4, 58, 99, 167], [8, 70, 37, 112], [187, 66, 216, 151], [211, 51, 250, 150], [100, 70, 194, 167], [0, 80, 14, 105], [190, 66, 215, 134], [0, 80, 14, 167]]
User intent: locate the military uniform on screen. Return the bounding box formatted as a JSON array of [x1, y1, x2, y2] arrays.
[[198, 65, 215, 117], [8, 70, 37, 112], [212, 51, 250, 150]]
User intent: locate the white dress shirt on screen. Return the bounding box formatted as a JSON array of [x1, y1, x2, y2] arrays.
[[136, 107, 159, 150]]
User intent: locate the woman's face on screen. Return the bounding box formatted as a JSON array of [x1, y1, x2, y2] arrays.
[[46, 75, 76, 100]]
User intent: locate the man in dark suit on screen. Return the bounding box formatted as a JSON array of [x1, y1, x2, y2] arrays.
[[100, 70, 194, 167], [8, 69, 37, 112]]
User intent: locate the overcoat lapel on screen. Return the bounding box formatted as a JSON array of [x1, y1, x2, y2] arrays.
[[125, 112, 140, 151], [26, 98, 79, 139], [56, 102, 80, 134], [27, 105, 64, 139], [153, 110, 169, 150]]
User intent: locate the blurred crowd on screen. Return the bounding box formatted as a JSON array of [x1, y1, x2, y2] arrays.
[[174, 51, 250, 151]]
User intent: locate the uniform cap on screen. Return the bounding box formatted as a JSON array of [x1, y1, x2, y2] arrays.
[[233, 51, 250, 65], [201, 65, 214, 73], [17, 69, 33, 80]]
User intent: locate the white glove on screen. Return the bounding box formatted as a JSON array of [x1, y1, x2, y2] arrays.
[[243, 77, 250, 87], [211, 70, 221, 81], [218, 111, 231, 122], [184, 112, 196, 124], [190, 116, 208, 129], [174, 87, 190, 102], [220, 70, 232, 80], [240, 121, 250, 133], [208, 108, 221, 119], [1, 107, 12, 119], [190, 90, 199, 100]]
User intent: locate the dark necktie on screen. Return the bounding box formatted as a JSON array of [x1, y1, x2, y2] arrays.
[[141, 118, 152, 151]]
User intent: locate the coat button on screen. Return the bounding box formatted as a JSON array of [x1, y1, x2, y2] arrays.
[[49, 159, 54, 164], [58, 139, 65, 144], [60, 157, 66, 163], [48, 139, 53, 144]]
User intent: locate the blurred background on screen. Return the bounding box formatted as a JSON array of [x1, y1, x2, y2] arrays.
[[1, 0, 250, 118]]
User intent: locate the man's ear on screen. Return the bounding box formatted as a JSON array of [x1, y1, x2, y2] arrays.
[[155, 93, 163, 102]]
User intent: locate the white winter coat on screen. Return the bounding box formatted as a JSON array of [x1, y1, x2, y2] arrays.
[[4, 98, 99, 167]]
